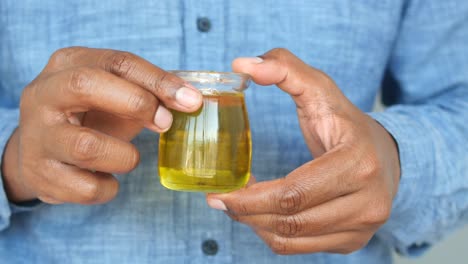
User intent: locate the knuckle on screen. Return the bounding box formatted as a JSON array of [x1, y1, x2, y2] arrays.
[[68, 67, 94, 96], [107, 51, 137, 77], [79, 178, 102, 204], [49, 47, 82, 66], [267, 235, 290, 255], [152, 71, 170, 93], [274, 214, 302, 237], [363, 198, 392, 226], [71, 130, 100, 163], [40, 159, 63, 179], [357, 149, 382, 182], [278, 183, 306, 214], [19, 83, 37, 110], [126, 92, 157, 116], [145, 70, 177, 99], [270, 47, 292, 58]]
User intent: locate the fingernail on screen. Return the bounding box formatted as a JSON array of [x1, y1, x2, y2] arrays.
[[207, 199, 227, 211], [239, 57, 264, 64], [154, 106, 172, 131], [175, 87, 202, 109]]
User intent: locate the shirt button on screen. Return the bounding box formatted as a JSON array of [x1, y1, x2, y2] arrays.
[[197, 17, 212, 32], [201, 239, 218, 255]]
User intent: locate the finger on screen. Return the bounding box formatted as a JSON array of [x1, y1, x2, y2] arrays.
[[41, 66, 173, 132], [233, 49, 359, 157], [227, 193, 368, 238], [232, 48, 350, 111], [205, 174, 257, 210], [46, 47, 202, 112], [208, 147, 361, 216], [255, 229, 371, 255], [80, 110, 145, 141], [37, 160, 119, 204], [44, 124, 140, 174]]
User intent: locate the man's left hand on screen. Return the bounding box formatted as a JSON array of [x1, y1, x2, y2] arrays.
[[206, 48, 401, 255]]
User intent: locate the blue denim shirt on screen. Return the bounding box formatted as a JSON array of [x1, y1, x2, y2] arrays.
[[0, 1, 467, 263]]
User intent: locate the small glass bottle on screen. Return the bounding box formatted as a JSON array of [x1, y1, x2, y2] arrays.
[[158, 71, 252, 193]]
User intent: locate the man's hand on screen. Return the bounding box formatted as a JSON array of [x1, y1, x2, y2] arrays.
[[2, 47, 202, 204], [206, 48, 400, 255]]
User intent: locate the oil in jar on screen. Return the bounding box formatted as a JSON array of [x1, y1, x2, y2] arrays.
[[158, 90, 251, 192]]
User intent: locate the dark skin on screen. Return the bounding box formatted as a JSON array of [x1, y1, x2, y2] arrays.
[[2, 47, 203, 204], [206, 48, 401, 255], [1, 47, 400, 255]]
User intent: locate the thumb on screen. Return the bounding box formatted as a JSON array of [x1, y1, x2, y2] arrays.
[[232, 48, 350, 111]]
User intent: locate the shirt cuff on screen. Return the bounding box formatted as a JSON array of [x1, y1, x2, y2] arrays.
[[368, 110, 436, 256]]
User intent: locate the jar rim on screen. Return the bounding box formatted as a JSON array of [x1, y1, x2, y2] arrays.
[[168, 70, 251, 91]]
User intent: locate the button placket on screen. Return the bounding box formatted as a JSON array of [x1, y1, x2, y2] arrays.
[[183, 0, 227, 71], [182, 2, 231, 261]]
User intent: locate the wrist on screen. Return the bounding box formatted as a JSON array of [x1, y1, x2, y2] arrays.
[[371, 117, 401, 197], [1, 128, 36, 202]]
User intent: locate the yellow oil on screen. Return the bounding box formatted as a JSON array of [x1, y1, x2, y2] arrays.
[[158, 90, 251, 192]]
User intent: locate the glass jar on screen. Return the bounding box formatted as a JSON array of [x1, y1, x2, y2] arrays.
[[158, 71, 252, 193]]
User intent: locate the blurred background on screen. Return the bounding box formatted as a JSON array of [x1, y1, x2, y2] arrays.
[[394, 225, 468, 264]]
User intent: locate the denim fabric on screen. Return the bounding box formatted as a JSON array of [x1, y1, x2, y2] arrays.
[[0, 0, 467, 263]]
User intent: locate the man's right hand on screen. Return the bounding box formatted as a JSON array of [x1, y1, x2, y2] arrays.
[[1, 47, 202, 204]]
